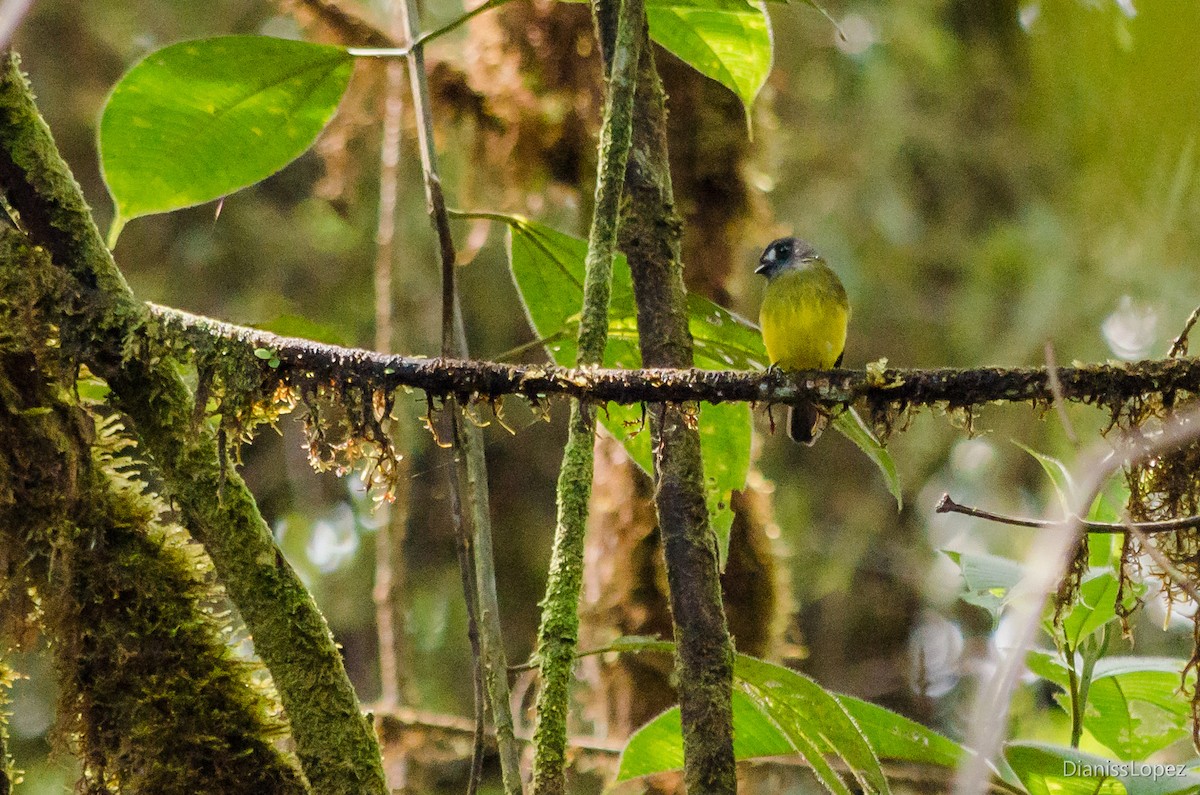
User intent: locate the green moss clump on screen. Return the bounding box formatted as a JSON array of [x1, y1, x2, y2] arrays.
[[0, 230, 307, 794]]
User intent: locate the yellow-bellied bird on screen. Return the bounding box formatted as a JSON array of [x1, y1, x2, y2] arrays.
[[756, 237, 849, 445]]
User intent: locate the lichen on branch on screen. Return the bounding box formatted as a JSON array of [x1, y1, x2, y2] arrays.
[[149, 302, 1200, 429]]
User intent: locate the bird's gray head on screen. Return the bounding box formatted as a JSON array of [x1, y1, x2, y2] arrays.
[[755, 237, 820, 279]]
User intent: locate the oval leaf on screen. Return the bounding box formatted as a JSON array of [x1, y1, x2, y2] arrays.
[[647, 0, 772, 116], [100, 36, 353, 228]]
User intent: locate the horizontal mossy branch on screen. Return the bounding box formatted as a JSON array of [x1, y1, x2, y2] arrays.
[[152, 303, 1200, 412]]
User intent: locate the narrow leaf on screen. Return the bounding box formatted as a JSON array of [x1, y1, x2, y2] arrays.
[[612, 640, 976, 791], [1013, 441, 1075, 517], [833, 408, 902, 510]]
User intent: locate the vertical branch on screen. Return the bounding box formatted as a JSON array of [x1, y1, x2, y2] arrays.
[[0, 52, 387, 795], [530, 0, 643, 790], [591, 8, 736, 792], [393, 4, 524, 792], [371, 0, 412, 713]]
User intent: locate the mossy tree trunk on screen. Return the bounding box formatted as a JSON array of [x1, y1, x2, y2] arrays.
[[0, 52, 387, 795]]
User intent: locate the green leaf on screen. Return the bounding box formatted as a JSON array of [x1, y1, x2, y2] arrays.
[[505, 217, 749, 561], [1028, 652, 1195, 761], [734, 655, 890, 794], [833, 408, 902, 510], [646, 0, 772, 118], [100, 36, 353, 233], [1087, 475, 1131, 568], [1006, 742, 1200, 795], [1058, 569, 1123, 648], [833, 694, 966, 769], [617, 646, 971, 791], [1006, 742, 1127, 795], [944, 550, 1026, 627], [1014, 441, 1075, 517], [500, 213, 899, 554]]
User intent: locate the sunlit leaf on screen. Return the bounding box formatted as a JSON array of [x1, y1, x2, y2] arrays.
[[1005, 743, 1127, 795], [100, 36, 353, 237], [617, 644, 972, 791], [647, 0, 772, 118], [1006, 741, 1200, 795], [1028, 652, 1194, 761]]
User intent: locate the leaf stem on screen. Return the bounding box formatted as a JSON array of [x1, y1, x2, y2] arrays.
[[347, 0, 514, 58]]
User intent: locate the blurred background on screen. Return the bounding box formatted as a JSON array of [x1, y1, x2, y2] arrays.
[[9, 0, 1200, 791]]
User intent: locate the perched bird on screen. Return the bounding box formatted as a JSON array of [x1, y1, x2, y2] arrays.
[[756, 237, 850, 445]]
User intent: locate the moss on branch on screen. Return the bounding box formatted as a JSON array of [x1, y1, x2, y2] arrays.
[[0, 231, 306, 794], [145, 304, 1199, 425], [531, 0, 644, 789], [0, 52, 386, 795]]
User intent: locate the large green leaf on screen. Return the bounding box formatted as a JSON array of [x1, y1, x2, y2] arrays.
[[506, 217, 749, 559], [503, 215, 899, 556], [1027, 652, 1194, 760], [100, 36, 353, 237], [616, 648, 972, 791], [1006, 742, 1200, 795], [646, 0, 772, 118]]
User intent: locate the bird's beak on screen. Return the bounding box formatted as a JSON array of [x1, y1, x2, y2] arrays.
[[754, 261, 771, 275]]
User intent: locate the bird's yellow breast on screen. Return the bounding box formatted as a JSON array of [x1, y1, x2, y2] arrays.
[[759, 265, 849, 370]]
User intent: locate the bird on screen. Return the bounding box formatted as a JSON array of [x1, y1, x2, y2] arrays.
[[756, 237, 850, 445]]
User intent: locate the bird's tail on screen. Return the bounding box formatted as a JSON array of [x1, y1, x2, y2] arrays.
[[788, 401, 828, 446]]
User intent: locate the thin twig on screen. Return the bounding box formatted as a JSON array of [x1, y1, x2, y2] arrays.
[[1169, 304, 1200, 358], [448, 459, 486, 795], [936, 493, 1200, 533], [394, 0, 487, 789], [347, 0, 515, 58], [394, 0, 523, 787]]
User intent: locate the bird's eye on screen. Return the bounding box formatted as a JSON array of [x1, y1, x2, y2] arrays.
[[777, 245, 791, 259]]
